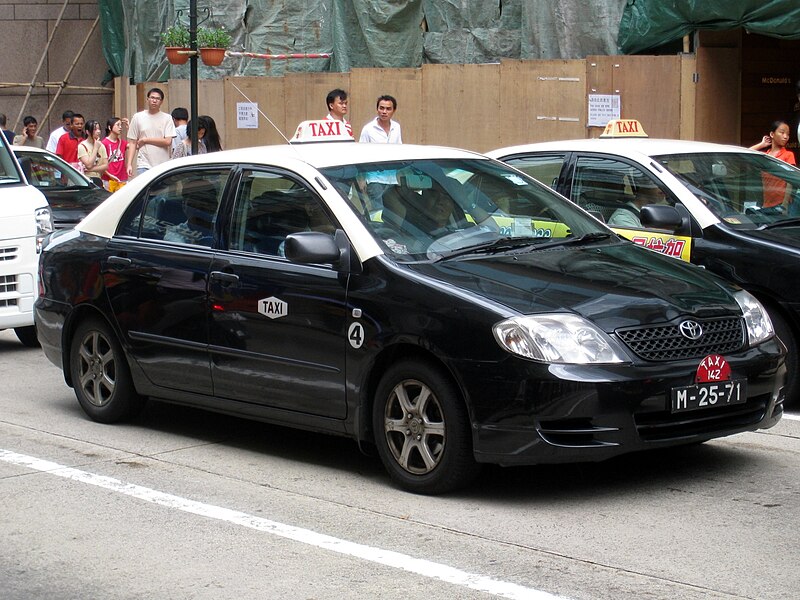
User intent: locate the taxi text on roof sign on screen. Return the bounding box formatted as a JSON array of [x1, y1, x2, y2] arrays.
[[290, 119, 355, 144], [600, 119, 648, 138]]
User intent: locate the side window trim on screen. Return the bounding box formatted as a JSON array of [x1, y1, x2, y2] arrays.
[[114, 165, 232, 245]]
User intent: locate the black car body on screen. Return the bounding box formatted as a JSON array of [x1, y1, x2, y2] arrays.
[[35, 138, 785, 494], [14, 145, 110, 229]]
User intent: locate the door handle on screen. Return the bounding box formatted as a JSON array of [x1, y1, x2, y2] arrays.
[[107, 256, 132, 267], [210, 271, 240, 285]]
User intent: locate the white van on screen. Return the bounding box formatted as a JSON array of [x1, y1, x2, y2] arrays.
[[0, 134, 52, 346]]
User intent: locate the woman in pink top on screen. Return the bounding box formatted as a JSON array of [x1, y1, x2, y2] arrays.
[[101, 117, 129, 192]]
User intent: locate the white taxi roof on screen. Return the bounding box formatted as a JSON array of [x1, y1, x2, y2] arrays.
[[487, 137, 761, 161]]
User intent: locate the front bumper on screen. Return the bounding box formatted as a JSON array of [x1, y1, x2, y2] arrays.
[[462, 339, 785, 465]]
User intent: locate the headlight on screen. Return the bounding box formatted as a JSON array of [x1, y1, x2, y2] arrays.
[[493, 314, 626, 364], [35, 207, 53, 253], [734, 290, 774, 346]]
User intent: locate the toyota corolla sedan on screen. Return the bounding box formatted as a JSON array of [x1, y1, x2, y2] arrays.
[[35, 123, 785, 494], [488, 127, 800, 408]]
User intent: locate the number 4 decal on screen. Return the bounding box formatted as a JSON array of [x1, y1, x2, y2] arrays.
[[348, 322, 364, 349]]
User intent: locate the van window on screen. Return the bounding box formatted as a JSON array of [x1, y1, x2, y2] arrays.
[[0, 135, 22, 184]]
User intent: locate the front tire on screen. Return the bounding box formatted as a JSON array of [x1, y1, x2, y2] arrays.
[[69, 318, 145, 423], [14, 325, 39, 348], [373, 359, 481, 494]]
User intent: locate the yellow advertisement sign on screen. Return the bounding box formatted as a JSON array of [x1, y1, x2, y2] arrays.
[[612, 228, 692, 262]]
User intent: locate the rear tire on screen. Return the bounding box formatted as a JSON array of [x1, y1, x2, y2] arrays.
[[69, 317, 145, 423], [768, 308, 798, 408], [373, 359, 481, 494], [14, 326, 39, 348]]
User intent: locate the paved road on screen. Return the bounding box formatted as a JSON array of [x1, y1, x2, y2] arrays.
[[1, 330, 798, 600]]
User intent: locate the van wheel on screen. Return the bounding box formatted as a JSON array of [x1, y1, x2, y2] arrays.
[[373, 359, 481, 494], [768, 309, 798, 408], [69, 318, 145, 423], [14, 326, 39, 348]]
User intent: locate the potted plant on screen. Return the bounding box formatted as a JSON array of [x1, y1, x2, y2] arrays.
[[197, 26, 232, 67], [161, 23, 191, 65]]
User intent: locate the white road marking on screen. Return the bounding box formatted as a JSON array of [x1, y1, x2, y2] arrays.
[[0, 449, 570, 600], [782, 412, 800, 421]]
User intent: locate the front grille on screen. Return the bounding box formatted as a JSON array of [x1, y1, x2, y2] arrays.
[[0, 246, 18, 261], [616, 317, 745, 361], [0, 274, 18, 307]]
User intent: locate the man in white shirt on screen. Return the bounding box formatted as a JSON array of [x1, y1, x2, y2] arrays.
[[359, 95, 402, 210], [325, 88, 348, 122], [45, 110, 74, 153], [359, 95, 402, 144], [126, 87, 176, 178]]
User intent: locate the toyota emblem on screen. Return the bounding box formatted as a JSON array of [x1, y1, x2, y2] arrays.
[[679, 320, 703, 340]]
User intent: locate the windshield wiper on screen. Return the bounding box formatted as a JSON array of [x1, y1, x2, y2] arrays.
[[525, 231, 614, 251], [757, 218, 800, 231], [433, 232, 613, 262], [431, 236, 543, 262]]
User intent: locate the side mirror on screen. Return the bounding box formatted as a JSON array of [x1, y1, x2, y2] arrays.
[[640, 204, 682, 231], [284, 231, 341, 265]]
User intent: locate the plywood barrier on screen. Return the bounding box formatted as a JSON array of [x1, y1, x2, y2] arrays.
[[123, 55, 720, 153]]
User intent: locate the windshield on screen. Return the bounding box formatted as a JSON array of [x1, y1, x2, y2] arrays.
[[0, 136, 22, 185], [15, 150, 92, 192], [655, 151, 800, 229], [320, 158, 610, 261]]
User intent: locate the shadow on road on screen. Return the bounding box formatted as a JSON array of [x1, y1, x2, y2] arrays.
[[109, 398, 767, 499]]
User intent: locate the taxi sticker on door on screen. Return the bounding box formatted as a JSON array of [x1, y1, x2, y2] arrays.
[[259, 296, 288, 319], [612, 228, 692, 262]]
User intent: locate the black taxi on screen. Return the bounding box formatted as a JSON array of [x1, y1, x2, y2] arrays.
[[35, 121, 785, 494]]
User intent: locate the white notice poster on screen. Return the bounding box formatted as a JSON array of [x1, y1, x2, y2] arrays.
[[237, 102, 258, 129], [587, 94, 620, 127]]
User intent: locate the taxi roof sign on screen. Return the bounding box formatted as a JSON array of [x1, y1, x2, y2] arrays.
[[600, 119, 648, 138], [290, 119, 355, 144]]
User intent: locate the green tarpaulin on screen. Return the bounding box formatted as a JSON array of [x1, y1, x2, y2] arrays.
[[97, 0, 799, 84], [618, 0, 800, 54]]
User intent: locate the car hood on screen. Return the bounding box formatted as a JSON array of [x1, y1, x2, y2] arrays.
[[42, 186, 110, 211], [737, 225, 800, 255], [42, 186, 110, 227], [408, 243, 738, 331]]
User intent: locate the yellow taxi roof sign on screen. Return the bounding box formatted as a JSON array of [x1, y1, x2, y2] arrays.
[[290, 119, 355, 144], [600, 119, 648, 138]]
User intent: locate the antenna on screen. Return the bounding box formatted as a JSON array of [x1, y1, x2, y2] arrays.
[[229, 80, 292, 145]]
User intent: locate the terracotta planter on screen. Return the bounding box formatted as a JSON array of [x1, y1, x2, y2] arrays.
[[200, 48, 226, 67], [165, 47, 190, 65]]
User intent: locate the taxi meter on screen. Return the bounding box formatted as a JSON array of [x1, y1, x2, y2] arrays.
[[291, 119, 354, 143]]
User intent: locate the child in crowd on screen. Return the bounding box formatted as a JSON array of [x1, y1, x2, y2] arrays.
[[102, 117, 129, 192], [750, 120, 796, 166]]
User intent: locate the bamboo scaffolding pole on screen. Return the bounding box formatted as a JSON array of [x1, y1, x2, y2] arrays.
[[12, 0, 70, 131], [39, 15, 100, 128], [0, 83, 112, 91]]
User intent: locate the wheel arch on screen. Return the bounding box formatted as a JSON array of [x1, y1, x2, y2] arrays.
[[61, 304, 122, 388], [355, 342, 471, 449], [749, 292, 799, 406]]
